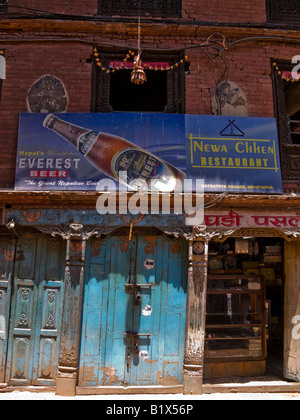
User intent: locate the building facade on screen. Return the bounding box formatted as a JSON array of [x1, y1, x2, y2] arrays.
[[1, 0, 300, 396]]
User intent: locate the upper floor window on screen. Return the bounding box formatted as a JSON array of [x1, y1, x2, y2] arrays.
[[0, 0, 7, 9], [98, 0, 181, 18], [267, 0, 300, 24], [91, 49, 185, 113], [272, 59, 300, 181]]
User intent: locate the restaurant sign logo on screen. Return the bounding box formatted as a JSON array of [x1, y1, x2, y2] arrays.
[[186, 115, 281, 193]]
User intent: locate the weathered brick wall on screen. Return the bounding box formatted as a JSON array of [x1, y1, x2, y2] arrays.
[[183, 0, 266, 23], [0, 44, 92, 188], [6, 0, 98, 16], [1, 37, 299, 188], [0, 0, 299, 188], [185, 41, 300, 117], [5, 0, 267, 23]]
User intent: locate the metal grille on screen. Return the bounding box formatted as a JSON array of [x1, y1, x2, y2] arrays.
[[267, 0, 300, 23], [98, 0, 181, 17]]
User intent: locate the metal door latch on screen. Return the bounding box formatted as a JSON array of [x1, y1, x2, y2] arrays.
[[134, 336, 140, 354], [124, 332, 151, 358], [125, 283, 153, 305], [123, 332, 151, 337]]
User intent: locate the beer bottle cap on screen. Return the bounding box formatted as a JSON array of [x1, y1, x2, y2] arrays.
[[43, 114, 55, 128]]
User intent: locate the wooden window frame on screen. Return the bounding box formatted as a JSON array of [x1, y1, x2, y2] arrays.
[[266, 0, 300, 24], [91, 49, 185, 114], [0, 0, 7, 10], [98, 0, 182, 18]]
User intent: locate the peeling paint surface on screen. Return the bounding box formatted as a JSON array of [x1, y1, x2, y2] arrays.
[[100, 367, 119, 386], [0, 315, 5, 339], [79, 235, 187, 387], [5, 237, 64, 386]]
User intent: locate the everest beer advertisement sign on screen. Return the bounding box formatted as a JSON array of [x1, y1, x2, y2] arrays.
[[15, 113, 282, 193]]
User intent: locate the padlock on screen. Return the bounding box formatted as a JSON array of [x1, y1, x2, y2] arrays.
[[135, 290, 142, 305]]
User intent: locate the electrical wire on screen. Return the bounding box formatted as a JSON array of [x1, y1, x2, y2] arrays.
[[227, 36, 300, 48], [0, 4, 91, 18], [1, 32, 300, 52], [0, 25, 298, 117], [3, 5, 300, 35], [204, 193, 227, 209]]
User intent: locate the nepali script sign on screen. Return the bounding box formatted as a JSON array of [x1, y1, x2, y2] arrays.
[[15, 113, 282, 193], [204, 211, 300, 230]]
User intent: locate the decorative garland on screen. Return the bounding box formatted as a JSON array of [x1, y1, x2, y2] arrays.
[[93, 47, 188, 73], [273, 61, 300, 82]]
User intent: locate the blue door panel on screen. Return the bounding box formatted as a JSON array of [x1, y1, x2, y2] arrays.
[[79, 244, 109, 384], [5, 237, 64, 386], [0, 237, 13, 383], [79, 234, 187, 387], [6, 237, 39, 385], [104, 237, 132, 385], [157, 238, 187, 385]]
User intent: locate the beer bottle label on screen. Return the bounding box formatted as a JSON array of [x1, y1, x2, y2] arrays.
[[77, 130, 99, 155], [111, 147, 176, 191]]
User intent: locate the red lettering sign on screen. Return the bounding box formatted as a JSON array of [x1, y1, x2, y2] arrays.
[[29, 170, 68, 177]]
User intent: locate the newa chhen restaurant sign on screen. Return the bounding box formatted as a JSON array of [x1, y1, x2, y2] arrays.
[[15, 113, 282, 194]]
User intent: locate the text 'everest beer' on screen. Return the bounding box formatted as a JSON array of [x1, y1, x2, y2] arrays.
[[43, 114, 186, 191]]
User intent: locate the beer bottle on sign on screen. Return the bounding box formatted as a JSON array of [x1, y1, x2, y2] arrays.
[[43, 114, 186, 191]]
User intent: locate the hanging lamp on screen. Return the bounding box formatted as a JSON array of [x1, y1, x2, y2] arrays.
[[131, 54, 147, 85], [131, 3, 147, 85]]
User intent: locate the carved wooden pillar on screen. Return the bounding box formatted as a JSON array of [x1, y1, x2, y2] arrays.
[[183, 231, 208, 394], [55, 229, 86, 396]]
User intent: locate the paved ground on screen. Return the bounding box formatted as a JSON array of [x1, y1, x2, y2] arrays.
[[0, 390, 300, 400]]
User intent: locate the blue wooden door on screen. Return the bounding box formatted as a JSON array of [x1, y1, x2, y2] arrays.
[[0, 237, 15, 384], [79, 234, 187, 387], [5, 236, 65, 386]]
